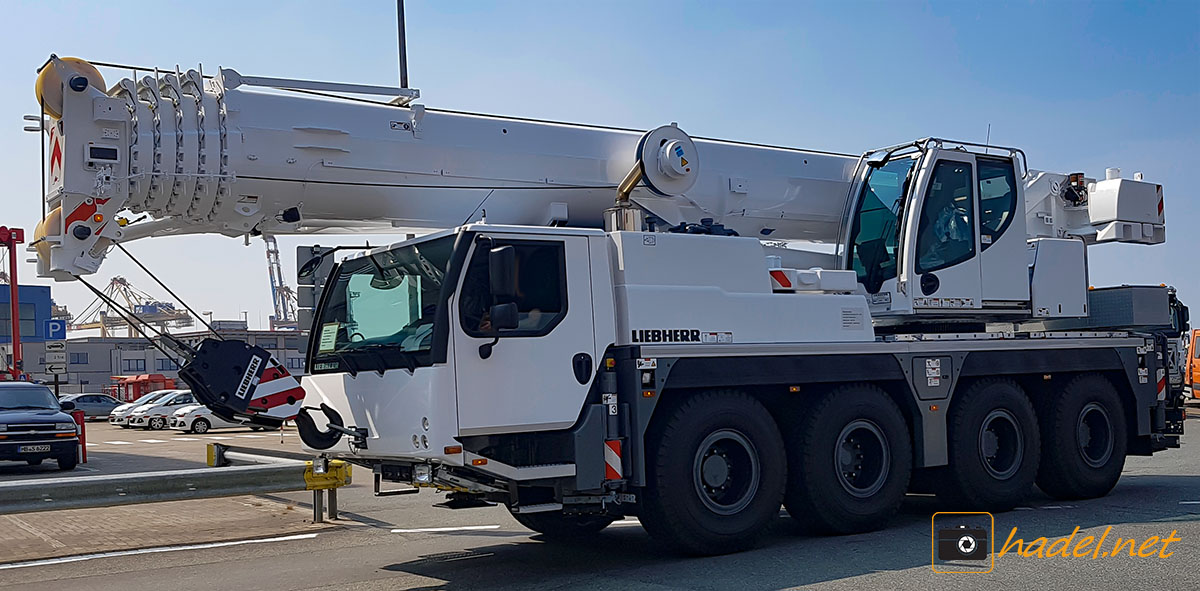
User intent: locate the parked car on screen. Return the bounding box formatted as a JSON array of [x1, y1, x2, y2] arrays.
[[0, 382, 80, 470], [58, 393, 122, 419], [128, 390, 196, 430], [109, 390, 174, 428], [169, 404, 264, 434]]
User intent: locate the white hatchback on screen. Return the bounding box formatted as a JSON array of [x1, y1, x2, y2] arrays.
[[169, 404, 251, 434], [127, 390, 196, 430], [108, 390, 175, 428]]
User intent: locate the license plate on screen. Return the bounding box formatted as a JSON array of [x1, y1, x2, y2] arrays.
[[19, 445, 51, 453]]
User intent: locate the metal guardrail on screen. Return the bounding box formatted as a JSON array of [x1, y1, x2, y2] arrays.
[[0, 444, 351, 521]]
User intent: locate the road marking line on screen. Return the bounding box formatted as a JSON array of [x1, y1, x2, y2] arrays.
[[137, 439, 168, 443], [3, 516, 66, 549], [237, 435, 266, 438], [1180, 501, 1200, 505], [0, 533, 319, 571], [609, 519, 641, 527], [103, 441, 133, 445], [85, 443, 98, 447], [203, 436, 233, 440], [392, 525, 501, 534], [172, 437, 199, 441]]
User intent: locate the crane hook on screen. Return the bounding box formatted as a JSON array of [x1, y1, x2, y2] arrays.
[[296, 403, 347, 450]]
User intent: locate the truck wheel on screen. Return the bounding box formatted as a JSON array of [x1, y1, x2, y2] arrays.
[[1036, 374, 1127, 500], [639, 390, 786, 556], [942, 379, 1040, 511], [511, 510, 614, 539], [191, 418, 211, 434], [57, 453, 78, 471], [783, 384, 912, 534]]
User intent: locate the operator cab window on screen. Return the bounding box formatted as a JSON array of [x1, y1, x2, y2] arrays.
[[916, 160, 976, 274], [460, 240, 567, 337], [849, 157, 918, 294], [977, 158, 1017, 250]]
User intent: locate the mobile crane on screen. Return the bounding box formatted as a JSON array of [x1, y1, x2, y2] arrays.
[[30, 56, 1183, 555]]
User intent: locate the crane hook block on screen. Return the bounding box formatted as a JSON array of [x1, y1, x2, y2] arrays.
[[637, 124, 700, 197], [178, 338, 305, 428]]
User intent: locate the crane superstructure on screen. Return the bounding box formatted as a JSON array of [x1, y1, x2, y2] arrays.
[[29, 56, 1184, 556]]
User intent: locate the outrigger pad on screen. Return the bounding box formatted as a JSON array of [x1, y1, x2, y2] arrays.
[[178, 338, 305, 426]]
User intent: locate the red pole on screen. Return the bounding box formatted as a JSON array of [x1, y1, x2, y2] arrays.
[[1, 227, 24, 380], [71, 408, 87, 463]]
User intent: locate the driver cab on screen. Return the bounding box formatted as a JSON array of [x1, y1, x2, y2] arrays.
[[846, 140, 1029, 322]]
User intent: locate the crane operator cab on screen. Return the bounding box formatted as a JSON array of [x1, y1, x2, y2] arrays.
[[848, 140, 1059, 326]]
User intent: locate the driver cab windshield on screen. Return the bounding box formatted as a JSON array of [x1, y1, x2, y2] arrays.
[[313, 235, 456, 358]]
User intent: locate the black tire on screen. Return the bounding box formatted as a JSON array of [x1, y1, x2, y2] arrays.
[[639, 390, 786, 556], [511, 510, 614, 539], [941, 379, 1040, 511], [57, 453, 78, 471], [26, 458, 43, 466], [192, 418, 211, 434], [783, 384, 912, 535], [1036, 374, 1128, 500]]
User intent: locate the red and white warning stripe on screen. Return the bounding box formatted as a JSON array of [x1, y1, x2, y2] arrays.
[[1157, 368, 1167, 401], [246, 360, 306, 420], [604, 439, 622, 480]]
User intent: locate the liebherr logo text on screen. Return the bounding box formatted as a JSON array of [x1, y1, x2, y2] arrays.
[[631, 329, 702, 343], [236, 355, 263, 399]]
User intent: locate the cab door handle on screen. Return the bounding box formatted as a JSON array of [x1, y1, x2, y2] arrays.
[[572, 353, 592, 385]]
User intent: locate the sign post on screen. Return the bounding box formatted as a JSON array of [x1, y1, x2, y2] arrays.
[[43, 321, 68, 394]]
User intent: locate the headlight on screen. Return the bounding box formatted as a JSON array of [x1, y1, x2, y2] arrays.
[[55, 422, 77, 430]]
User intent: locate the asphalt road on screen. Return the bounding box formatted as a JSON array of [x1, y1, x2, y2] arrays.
[[1, 416, 1198, 590]]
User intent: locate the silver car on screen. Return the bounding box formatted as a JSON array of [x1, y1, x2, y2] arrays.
[[58, 394, 121, 419]]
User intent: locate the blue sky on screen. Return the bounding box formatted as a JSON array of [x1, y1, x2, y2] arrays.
[[1, 0, 1197, 328]]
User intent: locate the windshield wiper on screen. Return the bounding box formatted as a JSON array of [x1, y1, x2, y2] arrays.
[[330, 351, 360, 377], [345, 343, 418, 373], [5, 405, 54, 410]]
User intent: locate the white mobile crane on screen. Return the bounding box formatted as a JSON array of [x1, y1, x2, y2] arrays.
[[30, 56, 1184, 555]]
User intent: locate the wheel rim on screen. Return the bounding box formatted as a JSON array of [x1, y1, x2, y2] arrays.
[[1077, 402, 1114, 468], [978, 409, 1023, 480], [833, 419, 891, 498], [195, 421, 208, 433], [151, 418, 163, 429], [692, 429, 761, 515]]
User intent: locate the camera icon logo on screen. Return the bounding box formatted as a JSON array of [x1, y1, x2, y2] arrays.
[[932, 512, 994, 573]]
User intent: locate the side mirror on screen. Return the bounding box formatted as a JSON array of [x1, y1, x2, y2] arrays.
[[488, 302, 519, 331], [489, 246, 517, 301], [478, 302, 520, 360], [866, 150, 890, 169], [298, 255, 324, 279], [60, 401, 75, 411]]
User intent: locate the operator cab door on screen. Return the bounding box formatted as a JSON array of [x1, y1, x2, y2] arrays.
[[902, 150, 982, 313], [451, 234, 596, 435]]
